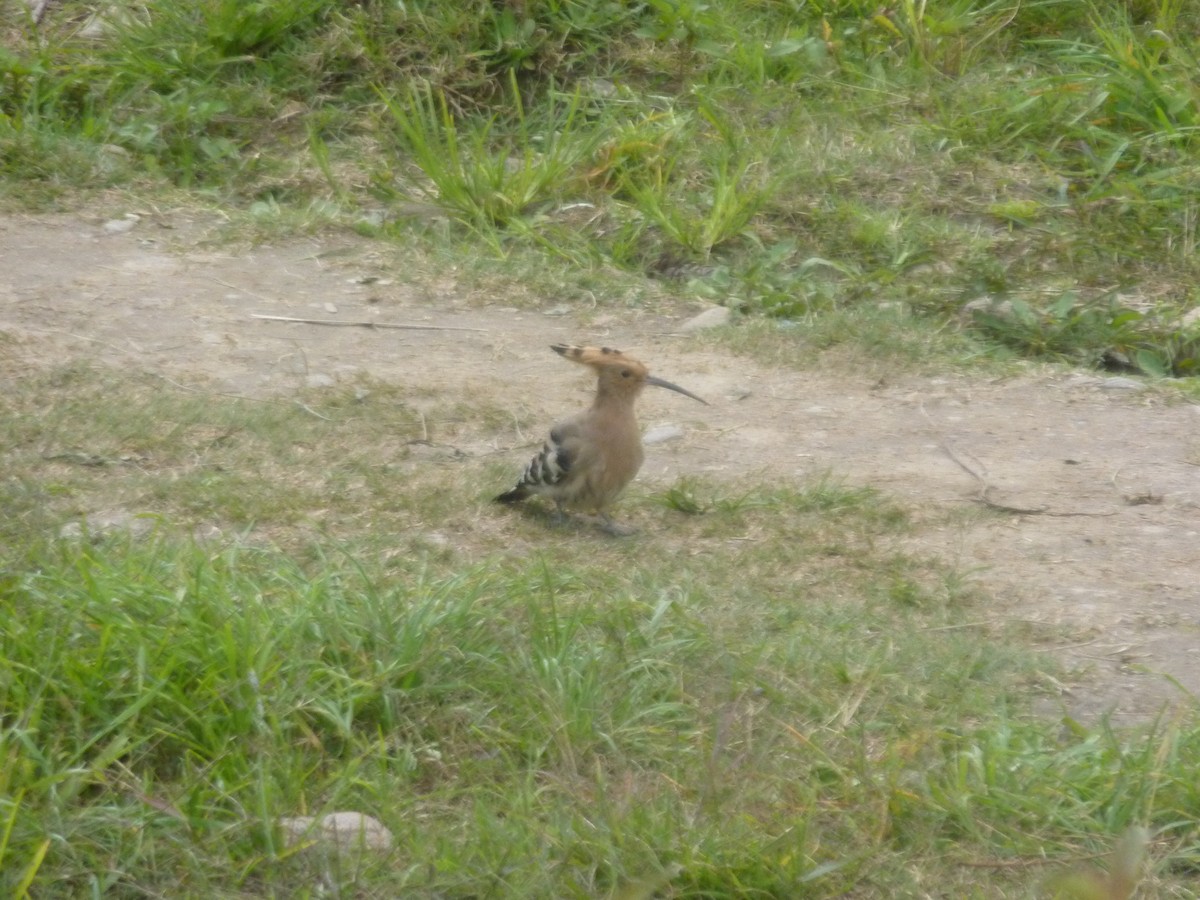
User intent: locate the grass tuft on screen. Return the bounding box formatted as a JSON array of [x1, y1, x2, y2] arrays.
[[6, 1, 1200, 893]]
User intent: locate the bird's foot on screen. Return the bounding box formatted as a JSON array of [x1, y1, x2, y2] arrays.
[[597, 516, 637, 537]]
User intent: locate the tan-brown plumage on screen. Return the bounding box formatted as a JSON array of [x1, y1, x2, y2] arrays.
[[495, 344, 706, 534]]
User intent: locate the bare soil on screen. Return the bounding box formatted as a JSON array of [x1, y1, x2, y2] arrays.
[[3, 211, 1198, 725]]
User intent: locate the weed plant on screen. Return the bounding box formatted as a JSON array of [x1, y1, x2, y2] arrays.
[[2, 0, 1199, 374], [2, 366, 1200, 895], [4, 497, 1200, 896], [5, 2, 1200, 893]]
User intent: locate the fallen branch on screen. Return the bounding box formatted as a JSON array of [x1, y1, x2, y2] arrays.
[[28, 0, 52, 24], [920, 403, 1115, 518], [250, 313, 485, 333]]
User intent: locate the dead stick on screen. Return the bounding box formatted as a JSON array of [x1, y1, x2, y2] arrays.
[[250, 313, 484, 333], [28, 0, 52, 24]]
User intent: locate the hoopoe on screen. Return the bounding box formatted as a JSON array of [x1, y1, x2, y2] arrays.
[[495, 344, 707, 535]]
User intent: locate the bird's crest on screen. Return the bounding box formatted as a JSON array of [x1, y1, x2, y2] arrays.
[[550, 344, 707, 405], [552, 343, 646, 374]]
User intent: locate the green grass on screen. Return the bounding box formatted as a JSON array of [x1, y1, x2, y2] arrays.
[[2, 363, 1200, 896], [4, 0, 1199, 374], [3, 495, 1200, 896], [5, 0, 1200, 894]]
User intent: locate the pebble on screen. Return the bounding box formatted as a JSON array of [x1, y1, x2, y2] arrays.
[[960, 296, 1014, 322], [102, 215, 139, 235], [1099, 377, 1147, 392], [278, 812, 393, 853], [644, 424, 685, 445], [60, 510, 154, 541], [678, 306, 730, 332], [305, 373, 335, 388], [579, 77, 618, 99]]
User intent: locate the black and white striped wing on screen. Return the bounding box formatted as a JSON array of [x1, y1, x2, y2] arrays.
[[494, 424, 577, 503]]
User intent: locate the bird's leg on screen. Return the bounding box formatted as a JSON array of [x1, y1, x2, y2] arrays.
[[549, 499, 570, 527]]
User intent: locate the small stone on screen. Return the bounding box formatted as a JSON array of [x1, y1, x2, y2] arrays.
[[579, 77, 618, 99], [193, 524, 224, 543], [644, 424, 685, 445], [357, 209, 389, 229], [678, 306, 731, 332], [79, 16, 107, 38], [960, 296, 1014, 322], [323, 302, 337, 314], [279, 812, 393, 853], [542, 304, 572, 317], [305, 373, 335, 389], [1099, 377, 1146, 392], [102, 215, 139, 235], [1181, 307, 1200, 329], [60, 510, 154, 541]]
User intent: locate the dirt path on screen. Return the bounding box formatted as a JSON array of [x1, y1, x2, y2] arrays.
[[3, 211, 1198, 724]]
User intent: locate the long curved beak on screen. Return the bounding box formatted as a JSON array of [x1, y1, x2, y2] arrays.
[[647, 375, 708, 405]]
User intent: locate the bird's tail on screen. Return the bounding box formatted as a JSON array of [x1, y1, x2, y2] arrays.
[[494, 485, 531, 504]]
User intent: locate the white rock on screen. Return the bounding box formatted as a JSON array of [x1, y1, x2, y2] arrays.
[[305, 373, 335, 388], [960, 296, 1015, 322], [644, 424, 685, 445], [278, 812, 393, 853], [580, 77, 618, 99], [193, 524, 223, 543], [78, 15, 108, 39], [678, 306, 730, 332], [102, 216, 139, 235], [1181, 307, 1200, 329], [1099, 377, 1147, 392], [60, 510, 154, 540]]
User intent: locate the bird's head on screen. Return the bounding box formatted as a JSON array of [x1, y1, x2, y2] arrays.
[[551, 344, 707, 405]]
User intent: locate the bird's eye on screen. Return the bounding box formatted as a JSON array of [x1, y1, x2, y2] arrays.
[[620, 369, 632, 378]]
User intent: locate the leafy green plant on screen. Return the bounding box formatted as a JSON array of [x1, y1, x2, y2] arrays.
[[690, 240, 856, 319], [379, 75, 600, 233], [203, 0, 327, 57], [637, 0, 720, 52], [824, 0, 1019, 75], [6, 353, 1200, 894], [969, 292, 1135, 364], [968, 290, 1200, 376], [1024, 3, 1199, 218], [1061, 5, 1200, 143], [623, 154, 767, 260], [1133, 318, 1200, 377]]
